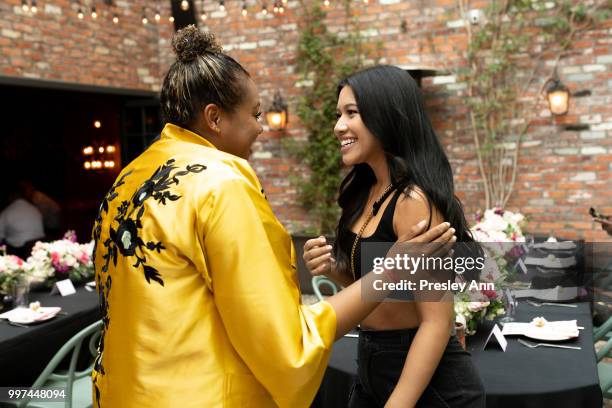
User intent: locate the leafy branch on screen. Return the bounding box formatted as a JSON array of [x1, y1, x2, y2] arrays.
[[431, 0, 611, 209], [287, 0, 380, 234]]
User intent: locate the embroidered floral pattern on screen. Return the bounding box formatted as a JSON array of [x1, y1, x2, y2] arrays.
[[91, 159, 206, 407]]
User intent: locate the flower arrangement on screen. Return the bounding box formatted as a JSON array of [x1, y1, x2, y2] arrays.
[[25, 231, 94, 286], [454, 256, 506, 335], [454, 208, 528, 334], [0, 248, 28, 296], [471, 207, 527, 243]]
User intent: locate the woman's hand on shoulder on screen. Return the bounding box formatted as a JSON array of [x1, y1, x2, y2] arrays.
[[394, 187, 444, 236], [303, 236, 336, 277]]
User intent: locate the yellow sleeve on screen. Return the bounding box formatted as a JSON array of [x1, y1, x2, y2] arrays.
[[203, 177, 337, 408]]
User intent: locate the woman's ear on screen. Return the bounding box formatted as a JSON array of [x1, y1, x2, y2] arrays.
[[203, 103, 221, 133]]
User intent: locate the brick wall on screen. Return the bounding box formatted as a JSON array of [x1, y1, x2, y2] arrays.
[[0, 0, 172, 90], [2, 0, 611, 240]]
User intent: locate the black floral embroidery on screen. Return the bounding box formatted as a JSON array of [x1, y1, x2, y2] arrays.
[[91, 159, 206, 407]]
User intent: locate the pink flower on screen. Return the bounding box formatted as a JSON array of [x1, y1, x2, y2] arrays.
[[482, 289, 498, 300], [51, 252, 60, 264], [79, 252, 90, 264]]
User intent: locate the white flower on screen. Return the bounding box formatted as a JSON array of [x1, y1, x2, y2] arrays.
[[121, 230, 132, 250]]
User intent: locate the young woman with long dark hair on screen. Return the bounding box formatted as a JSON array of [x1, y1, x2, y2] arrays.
[[303, 65, 485, 407]]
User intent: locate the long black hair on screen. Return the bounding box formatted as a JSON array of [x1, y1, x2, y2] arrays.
[[334, 65, 478, 279]]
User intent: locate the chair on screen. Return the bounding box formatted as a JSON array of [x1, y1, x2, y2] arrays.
[[594, 316, 612, 343], [597, 336, 612, 399], [9, 320, 102, 408], [312, 276, 339, 301]]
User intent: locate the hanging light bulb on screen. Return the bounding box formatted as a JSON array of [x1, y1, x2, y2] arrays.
[[169, 15, 175, 22], [262, 4, 268, 15], [282, 0, 287, 3], [324, 0, 330, 6], [91, 6, 97, 19], [113, 14, 119, 23], [201, 10, 207, 20], [21, 0, 29, 12], [273, 1, 278, 13], [242, 4, 247, 16], [77, 7, 84, 19], [30, 0, 38, 13], [219, 0, 225, 11], [181, 0, 190, 11], [142, 7, 148, 24], [155, 10, 161, 21]]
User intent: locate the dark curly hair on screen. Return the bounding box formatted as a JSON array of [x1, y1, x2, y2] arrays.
[[160, 25, 250, 126]]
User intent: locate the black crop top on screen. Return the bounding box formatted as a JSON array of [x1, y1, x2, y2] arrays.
[[339, 189, 402, 279]]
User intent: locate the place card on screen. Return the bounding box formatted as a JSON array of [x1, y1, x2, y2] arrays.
[[483, 324, 508, 352], [515, 258, 528, 274], [50, 279, 76, 297]]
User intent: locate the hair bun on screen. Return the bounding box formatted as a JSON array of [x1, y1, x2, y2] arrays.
[[172, 25, 222, 63]]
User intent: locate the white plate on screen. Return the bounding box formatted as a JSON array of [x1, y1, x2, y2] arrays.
[[6, 307, 62, 324], [522, 326, 578, 341]]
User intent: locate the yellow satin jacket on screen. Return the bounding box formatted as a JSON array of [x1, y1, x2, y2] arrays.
[[91, 123, 336, 408]]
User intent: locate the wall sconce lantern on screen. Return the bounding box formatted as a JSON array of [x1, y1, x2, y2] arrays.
[[544, 73, 570, 116], [265, 90, 288, 131]]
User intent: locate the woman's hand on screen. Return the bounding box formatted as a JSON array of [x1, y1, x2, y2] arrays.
[[303, 236, 335, 277], [595, 218, 612, 236]]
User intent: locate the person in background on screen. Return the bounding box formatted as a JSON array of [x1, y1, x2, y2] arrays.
[[19, 179, 62, 238], [0, 182, 45, 259]]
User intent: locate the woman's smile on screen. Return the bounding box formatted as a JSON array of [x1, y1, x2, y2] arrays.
[[340, 137, 358, 153]]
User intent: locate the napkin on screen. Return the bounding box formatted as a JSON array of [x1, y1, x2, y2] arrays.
[[0, 306, 62, 322], [501, 319, 579, 338]]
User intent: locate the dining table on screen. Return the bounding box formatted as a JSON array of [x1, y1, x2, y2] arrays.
[[313, 300, 602, 408], [0, 286, 100, 387]]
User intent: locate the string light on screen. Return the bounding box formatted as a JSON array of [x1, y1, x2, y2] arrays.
[[219, 0, 225, 11], [242, 2, 247, 16], [154, 10, 161, 21], [282, 0, 287, 4], [77, 7, 84, 19], [273, 1, 278, 13], [91, 5, 97, 19], [199, 0, 207, 20], [142, 7, 148, 24], [30, 0, 37, 13], [262, 4, 268, 15], [169, 15, 175, 22], [21, 0, 29, 12], [181, 0, 190, 11], [113, 13, 119, 23], [324, 0, 330, 6]]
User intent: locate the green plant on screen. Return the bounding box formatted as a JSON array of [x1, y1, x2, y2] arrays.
[[288, 0, 380, 235]]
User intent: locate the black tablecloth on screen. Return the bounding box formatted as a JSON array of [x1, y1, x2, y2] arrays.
[[0, 287, 100, 386], [314, 302, 602, 408]]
